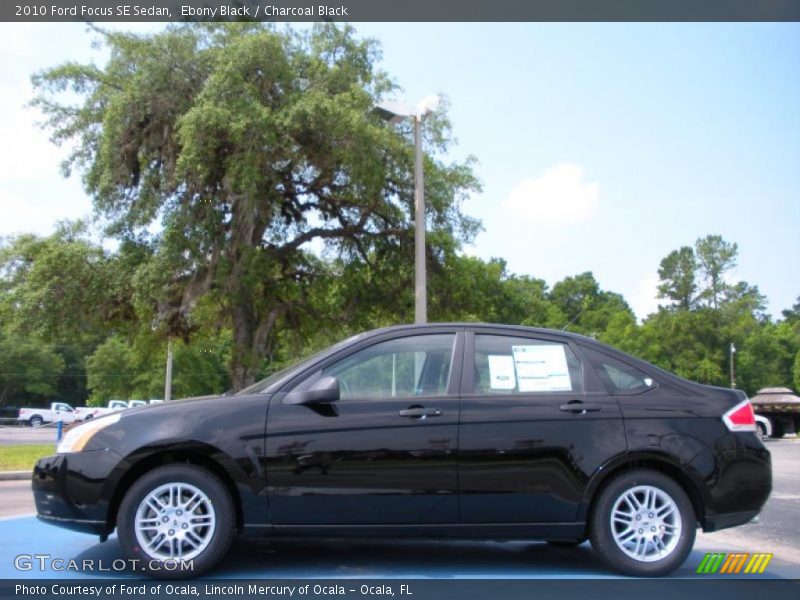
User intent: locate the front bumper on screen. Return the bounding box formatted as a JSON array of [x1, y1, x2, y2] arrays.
[[32, 450, 123, 536]]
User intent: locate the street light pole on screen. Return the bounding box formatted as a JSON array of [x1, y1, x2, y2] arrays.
[[730, 342, 736, 389], [164, 339, 173, 402], [413, 114, 426, 324], [373, 95, 439, 325]]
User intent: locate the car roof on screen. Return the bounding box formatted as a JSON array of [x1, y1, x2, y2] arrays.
[[356, 322, 599, 344]]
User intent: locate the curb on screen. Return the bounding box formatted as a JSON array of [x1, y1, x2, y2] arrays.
[[0, 470, 31, 481]]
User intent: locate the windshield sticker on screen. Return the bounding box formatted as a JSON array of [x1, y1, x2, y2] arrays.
[[512, 345, 572, 392], [487, 355, 517, 390]]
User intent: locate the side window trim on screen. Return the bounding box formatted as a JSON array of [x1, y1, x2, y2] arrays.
[[463, 330, 585, 396], [282, 330, 464, 402], [578, 344, 658, 397]]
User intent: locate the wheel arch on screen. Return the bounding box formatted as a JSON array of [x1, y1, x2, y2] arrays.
[[579, 453, 707, 533], [105, 442, 246, 536]]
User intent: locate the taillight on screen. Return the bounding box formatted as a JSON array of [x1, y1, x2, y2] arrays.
[[722, 399, 756, 432]]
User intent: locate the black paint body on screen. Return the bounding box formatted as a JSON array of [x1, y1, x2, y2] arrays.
[[33, 324, 771, 543]]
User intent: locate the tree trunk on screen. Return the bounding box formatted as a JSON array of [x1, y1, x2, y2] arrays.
[[230, 304, 280, 392], [230, 303, 258, 392]]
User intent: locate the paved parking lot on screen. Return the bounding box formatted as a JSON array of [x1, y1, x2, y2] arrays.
[[1, 437, 797, 579], [0, 425, 60, 446]]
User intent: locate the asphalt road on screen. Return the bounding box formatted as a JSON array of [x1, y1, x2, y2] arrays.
[[0, 425, 60, 446], [0, 437, 797, 579], [0, 480, 33, 517]]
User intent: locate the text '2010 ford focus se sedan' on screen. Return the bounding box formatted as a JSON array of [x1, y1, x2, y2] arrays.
[[33, 324, 771, 577]]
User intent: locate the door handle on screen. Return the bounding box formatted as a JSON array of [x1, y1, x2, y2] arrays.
[[399, 407, 442, 419], [559, 402, 601, 413]]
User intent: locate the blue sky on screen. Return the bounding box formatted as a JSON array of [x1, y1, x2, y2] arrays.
[[1, 22, 798, 319]]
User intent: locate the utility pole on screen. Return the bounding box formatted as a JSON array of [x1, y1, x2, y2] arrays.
[[730, 342, 736, 388], [373, 95, 439, 325], [164, 339, 173, 402], [413, 114, 426, 324]]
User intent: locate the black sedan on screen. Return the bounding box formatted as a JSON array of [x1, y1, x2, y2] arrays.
[[32, 324, 771, 577]]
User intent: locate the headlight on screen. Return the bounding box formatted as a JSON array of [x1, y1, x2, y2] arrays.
[[57, 414, 121, 454]]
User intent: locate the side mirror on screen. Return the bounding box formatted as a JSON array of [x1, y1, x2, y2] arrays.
[[284, 376, 340, 405]]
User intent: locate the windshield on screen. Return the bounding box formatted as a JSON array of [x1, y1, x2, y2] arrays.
[[235, 332, 367, 395]]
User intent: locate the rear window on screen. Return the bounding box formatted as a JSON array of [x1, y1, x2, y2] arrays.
[[580, 346, 656, 396]]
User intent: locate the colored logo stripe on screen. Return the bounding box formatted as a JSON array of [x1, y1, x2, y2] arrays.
[[744, 553, 773, 574], [697, 553, 726, 574], [720, 553, 749, 574], [697, 552, 773, 575]]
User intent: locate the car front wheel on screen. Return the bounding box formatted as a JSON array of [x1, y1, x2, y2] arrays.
[[590, 470, 695, 577], [117, 464, 235, 578]]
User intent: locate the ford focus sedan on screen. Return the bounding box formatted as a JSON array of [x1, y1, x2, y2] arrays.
[[32, 324, 771, 577]]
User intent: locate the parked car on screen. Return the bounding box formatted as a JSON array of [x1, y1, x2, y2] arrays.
[[19, 402, 79, 427], [0, 406, 19, 421], [77, 400, 131, 421], [32, 324, 771, 578], [755, 414, 772, 439]]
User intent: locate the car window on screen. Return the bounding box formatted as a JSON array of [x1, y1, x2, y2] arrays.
[[473, 335, 583, 394], [322, 334, 455, 400], [580, 345, 656, 395]]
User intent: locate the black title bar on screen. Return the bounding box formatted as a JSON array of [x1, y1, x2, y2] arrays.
[[3, 0, 800, 22]]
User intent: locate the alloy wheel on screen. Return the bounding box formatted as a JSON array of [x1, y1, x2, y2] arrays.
[[134, 482, 216, 561], [609, 485, 682, 562]]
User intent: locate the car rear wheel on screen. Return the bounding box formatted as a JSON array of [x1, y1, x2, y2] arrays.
[[29, 416, 43, 428], [590, 470, 695, 576], [117, 464, 235, 578], [756, 422, 767, 439]]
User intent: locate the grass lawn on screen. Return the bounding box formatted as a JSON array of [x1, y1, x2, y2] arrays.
[[0, 444, 52, 471]]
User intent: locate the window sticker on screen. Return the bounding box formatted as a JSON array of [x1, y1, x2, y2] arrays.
[[512, 345, 572, 392], [487, 355, 516, 390]]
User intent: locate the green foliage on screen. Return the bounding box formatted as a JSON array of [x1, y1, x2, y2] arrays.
[[33, 23, 480, 389], [794, 351, 800, 392], [737, 322, 800, 394], [0, 23, 793, 402], [85, 337, 136, 405], [657, 246, 697, 309], [695, 234, 738, 309], [85, 334, 230, 405], [0, 333, 65, 405], [547, 272, 635, 336]]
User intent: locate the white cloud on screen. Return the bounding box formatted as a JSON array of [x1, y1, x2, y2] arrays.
[[629, 274, 661, 322], [506, 162, 599, 224]]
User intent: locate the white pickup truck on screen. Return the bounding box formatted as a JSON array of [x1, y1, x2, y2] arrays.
[[78, 399, 132, 420], [18, 402, 80, 428]]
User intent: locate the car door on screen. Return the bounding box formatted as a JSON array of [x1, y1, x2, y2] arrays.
[[265, 329, 463, 527], [53, 403, 77, 424], [458, 329, 626, 524]]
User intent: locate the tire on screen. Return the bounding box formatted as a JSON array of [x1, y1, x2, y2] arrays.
[[29, 416, 43, 428], [756, 422, 767, 440], [589, 470, 695, 577], [117, 464, 236, 578]]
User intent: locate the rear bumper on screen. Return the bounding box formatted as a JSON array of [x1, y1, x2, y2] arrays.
[[32, 450, 122, 537], [703, 510, 760, 532], [688, 432, 771, 532]]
